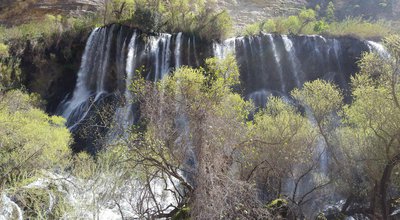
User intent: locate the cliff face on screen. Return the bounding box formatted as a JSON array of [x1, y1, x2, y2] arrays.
[[216, 0, 307, 28], [46, 24, 373, 153], [2, 0, 399, 27], [0, 0, 101, 26]]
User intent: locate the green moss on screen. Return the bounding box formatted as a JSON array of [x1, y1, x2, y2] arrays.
[[266, 198, 288, 210], [173, 205, 190, 220]]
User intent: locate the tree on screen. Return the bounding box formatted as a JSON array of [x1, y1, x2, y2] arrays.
[[0, 57, 21, 93], [337, 35, 400, 219], [297, 8, 317, 34], [292, 79, 343, 164], [243, 96, 331, 217], [118, 55, 271, 219], [325, 1, 336, 22]]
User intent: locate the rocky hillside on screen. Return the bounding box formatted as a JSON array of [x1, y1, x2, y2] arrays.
[[0, 0, 100, 26], [1, 0, 399, 27], [216, 0, 307, 28]]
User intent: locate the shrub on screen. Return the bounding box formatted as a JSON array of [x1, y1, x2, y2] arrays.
[[0, 43, 9, 57], [11, 187, 70, 219], [243, 22, 262, 36], [0, 90, 72, 189], [0, 57, 21, 92], [245, 9, 394, 39], [263, 19, 277, 33], [198, 10, 233, 40], [325, 17, 393, 39], [129, 5, 164, 33], [121, 0, 232, 40]]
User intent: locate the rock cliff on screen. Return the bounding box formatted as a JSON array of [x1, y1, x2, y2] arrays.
[[2, 0, 398, 27]]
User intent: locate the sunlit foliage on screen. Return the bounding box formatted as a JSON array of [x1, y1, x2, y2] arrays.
[[0, 90, 71, 189]]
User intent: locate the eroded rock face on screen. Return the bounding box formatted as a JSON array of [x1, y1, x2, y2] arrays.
[[216, 0, 307, 28], [0, 0, 101, 25]]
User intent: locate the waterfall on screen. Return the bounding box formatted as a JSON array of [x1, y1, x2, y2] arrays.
[[367, 40, 390, 58], [114, 31, 138, 130], [53, 24, 382, 219], [193, 37, 200, 66], [57, 28, 197, 132], [175, 32, 183, 68], [213, 37, 236, 59], [160, 34, 172, 79], [97, 26, 115, 97], [282, 35, 302, 87], [56, 27, 100, 129], [267, 34, 286, 92]]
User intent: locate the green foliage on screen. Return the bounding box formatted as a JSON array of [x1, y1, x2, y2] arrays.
[[313, 20, 329, 33], [332, 35, 400, 215], [0, 90, 71, 189], [114, 0, 232, 40], [316, 212, 328, 220], [327, 17, 392, 39], [266, 198, 288, 210], [243, 5, 394, 39], [197, 10, 232, 40], [267, 198, 289, 219], [0, 57, 21, 92], [263, 19, 277, 33], [292, 79, 343, 123], [11, 187, 70, 219], [0, 43, 9, 57], [325, 1, 336, 22], [0, 14, 100, 46], [110, 0, 135, 21], [282, 16, 301, 34], [130, 55, 266, 218], [173, 205, 190, 220], [339, 36, 400, 177], [243, 23, 260, 36], [204, 54, 239, 88], [129, 3, 163, 33], [248, 97, 317, 167]]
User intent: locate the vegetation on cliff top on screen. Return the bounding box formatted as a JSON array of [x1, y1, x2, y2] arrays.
[[243, 2, 397, 39]]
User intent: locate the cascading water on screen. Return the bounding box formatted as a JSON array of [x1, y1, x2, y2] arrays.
[[174, 32, 183, 68], [368, 40, 390, 58], [282, 35, 303, 88], [212, 33, 369, 106], [267, 34, 286, 92], [56, 26, 199, 135], [53, 24, 382, 219], [212, 33, 378, 217]]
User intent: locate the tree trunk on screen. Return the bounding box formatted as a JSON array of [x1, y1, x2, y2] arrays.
[[378, 153, 400, 220]]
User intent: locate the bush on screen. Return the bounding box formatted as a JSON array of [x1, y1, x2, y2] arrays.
[[326, 17, 392, 39], [0, 90, 72, 189], [245, 8, 394, 39], [0, 14, 99, 47], [0, 57, 21, 92], [11, 187, 70, 219], [243, 22, 262, 36], [0, 43, 9, 57], [129, 5, 164, 33], [197, 10, 233, 40], [120, 0, 232, 40]]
